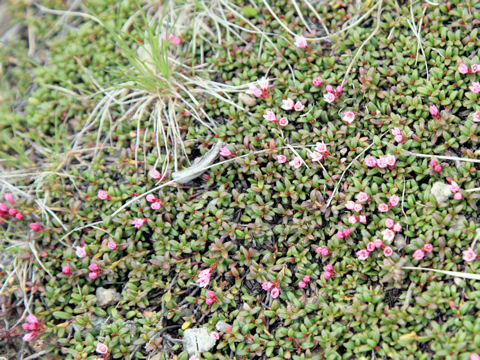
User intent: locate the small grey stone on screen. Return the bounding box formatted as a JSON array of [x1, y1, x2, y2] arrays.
[[430, 182, 452, 204], [239, 93, 257, 107], [183, 328, 216, 355], [96, 287, 121, 307]]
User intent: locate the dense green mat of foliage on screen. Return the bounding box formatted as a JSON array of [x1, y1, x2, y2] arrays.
[[2, 0, 480, 359]]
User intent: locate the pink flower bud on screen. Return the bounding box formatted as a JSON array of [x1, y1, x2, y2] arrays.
[[326, 84, 334, 93], [0, 203, 8, 212], [88, 272, 99, 280], [429, 159, 438, 167], [15, 212, 23, 220], [324, 264, 334, 272], [270, 287, 280, 298], [393, 223, 402, 232], [298, 281, 306, 288], [454, 192, 463, 200], [207, 290, 216, 299], [146, 194, 157, 203], [335, 85, 343, 95], [149, 169, 162, 180], [62, 265, 71, 275], [394, 135, 404, 143], [342, 228, 351, 237], [89, 263, 101, 272], [262, 281, 274, 290], [373, 239, 384, 248], [8, 208, 17, 216], [336, 231, 345, 239], [429, 104, 439, 117], [205, 297, 215, 305], [322, 271, 332, 279], [434, 164, 442, 172], [29, 223, 42, 232], [4, 193, 14, 205], [107, 241, 118, 250], [303, 275, 311, 282]]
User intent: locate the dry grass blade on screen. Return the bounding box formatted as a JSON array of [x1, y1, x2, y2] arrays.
[[404, 266, 480, 280]]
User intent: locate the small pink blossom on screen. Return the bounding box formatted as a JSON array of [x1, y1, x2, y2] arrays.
[[472, 111, 480, 123], [382, 229, 395, 242], [281, 98, 295, 110], [211, 331, 220, 340], [290, 156, 303, 169], [22, 323, 37, 331], [449, 181, 460, 193], [454, 192, 463, 200], [26, 315, 39, 325], [277, 155, 287, 164], [377, 156, 388, 169], [258, 77, 269, 92], [336, 231, 345, 239], [353, 203, 363, 212], [413, 249, 425, 260], [423, 243, 433, 253], [343, 228, 351, 237], [378, 203, 389, 213], [356, 192, 370, 203], [207, 290, 216, 299], [0, 202, 7, 212], [394, 135, 404, 143], [315, 142, 328, 153], [348, 216, 358, 224], [364, 156, 377, 167], [336, 85, 343, 95], [97, 190, 110, 200], [342, 111, 355, 124], [383, 246, 393, 257], [270, 287, 280, 298], [356, 249, 370, 261], [206, 297, 215, 306], [278, 117, 289, 127], [393, 222, 402, 232], [303, 275, 311, 282], [316, 247, 330, 255], [359, 215, 367, 224], [219, 147, 233, 157], [434, 164, 442, 172], [298, 280, 306, 288], [326, 85, 334, 93], [294, 101, 305, 111], [8, 208, 17, 216], [392, 127, 402, 136], [76, 246, 87, 258], [463, 248, 477, 262], [107, 241, 118, 250], [151, 201, 162, 210], [247, 84, 263, 98], [345, 201, 356, 210], [29, 223, 42, 232], [146, 194, 157, 203], [471, 64, 480, 73], [374, 239, 384, 248], [149, 169, 162, 180], [262, 281, 274, 291], [312, 77, 322, 86], [89, 263, 101, 272], [429, 104, 439, 117], [389, 195, 400, 207], [62, 265, 71, 275], [294, 35, 309, 50], [197, 268, 212, 288], [132, 217, 147, 229], [324, 92, 336, 103], [322, 271, 332, 279], [366, 242, 375, 252], [96, 343, 109, 355], [458, 62, 470, 74], [385, 154, 396, 167], [4, 193, 14, 205], [263, 109, 277, 122], [469, 82, 480, 94], [89, 272, 99, 280], [385, 218, 394, 229], [324, 264, 334, 272], [22, 332, 37, 342], [429, 159, 438, 167]]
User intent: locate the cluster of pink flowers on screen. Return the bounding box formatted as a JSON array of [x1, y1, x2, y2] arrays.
[[447, 178, 463, 200], [412, 243, 433, 260], [97, 190, 111, 201], [458, 59, 480, 74], [149, 169, 162, 180], [429, 104, 440, 119], [76, 246, 87, 258], [205, 290, 217, 306], [357, 239, 393, 260], [196, 268, 213, 288], [294, 36, 310, 51], [462, 248, 477, 262], [345, 191, 369, 224], [348, 214, 367, 225], [88, 263, 101, 280], [96, 343, 109, 357], [322, 264, 335, 279], [132, 217, 147, 229], [316, 246, 330, 255], [298, 275, 311, 288], [342, 111, 355, 124], [310, 141, 329, 162], [392, 127, 404, 143], [429, 158, 442, 172], [336, 228, 352, 239], [281, 98, 305, 112], [22, 314, 42, 342], [262, 281, 280, 298], [0, 193, 24, 223], [146, 194, 164, 210], [469, 82, 480, 94], [324, 84, 343, 104], [378, 194, 399, 213], [247, 77, 270, 99], [473, 111, 480, 122], [364, 154, 396, 169]]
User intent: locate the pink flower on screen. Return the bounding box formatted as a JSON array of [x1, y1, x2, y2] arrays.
[[29, 223, 42, 232], [62, 265, 71, 275], [149, 169, 162, 180], [89, 263, 101, 272], [270, 287, 280, 298], [429, 104, 439, 117], [454, 192, 463, 200], [342, 228, 351, 237], [294, 101, 305, 111], [207, 290, 216, 299], [281, 98, 295, 110], [449, 181, 460, 193], [298, 280, 306, 288], [367, 242, 376, 252], [146, 194, 157, 203], [303, 275, 311, 282], [385, 218, 394, 229], [294, 35, 309, 49], [26, 314, 40, 325], [472, 111, 480, 123], [434, 164, 442, 172], [96, 343, 108, 355], [150, 201, 161, 210], [197, 268, 212, 288], [356, 192, 370, 203], [322, 271, 332, 279], [89, 272, 99, 280], [219, 147, 233, 157], [107, 241, 118, 250], [342, 111, 355, 124], [471, 354, 480, 360], [4, 193, 14, 205], [76, 246, 87, 258], [262, 281, 274, 290], [22, 323, 37, 331], [359, 215, 367, 224], [429, 159, 438, 167], [383, 246, 393, 257], [378, 203, 389, 213], [385, 154, 396, 167], [389, 195, 400, 207], [469, 82, 480, 94], [315, 142, 328, 153], [22, 332, 37, 342], [206, 298, 215, 306], [324, 92, 336, 103], [324, 264, 334, 272], [326, 85, 334, 93], [471, 64, 480, 73], [423, 243, 433, 253], [310, 152, 325, 162], [458, 62, 470, 74], [277, 155, 287, 164], [377, 156, 388, 169], [463, 248, 477, 262], [312, 77, 322, 86], [412, 249, 425, 260], [382, 229, 395, 242], [263, 109, 277, 122], [336, 86, 343, 95], [316, 247, 330, 255], [394, 135, 404, 143], [258, 77, 269, 92], [290, 156, 303, 169], [356, 249, 370, 260], [365, 156, 377, 167], [374, 239, 384, 248], [0, 202, 7, 212], [336, 231, 345, 239], [132, 217, 147, 229], [345, 201, 356, 210], [278, 117, 289, 127], [8, 208, 17, 216], [97, 190, 110, 200], [393, 222, 402, 232], [392, 127, 401, 136], [348, 216, 358, 224], [247, 84, 263, 98], [353, 203, 363, 212], [211, 331, 220, 340]]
